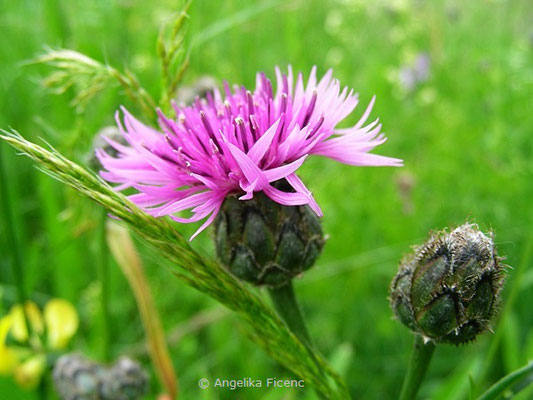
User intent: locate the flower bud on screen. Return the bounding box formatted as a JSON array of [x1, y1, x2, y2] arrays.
[[53, 353, 148, 400], [53, 354, 101, 400], [101, 357, 149, 400], [390, 223, 505, 344], [214, 185, 325, 287]]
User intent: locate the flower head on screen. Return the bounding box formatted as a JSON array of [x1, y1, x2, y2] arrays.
[[97, 66, 402, 239]]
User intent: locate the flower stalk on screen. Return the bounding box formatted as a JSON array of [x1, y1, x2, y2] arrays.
[[267, 282, 311, 346], [399, 335, 435, 400]]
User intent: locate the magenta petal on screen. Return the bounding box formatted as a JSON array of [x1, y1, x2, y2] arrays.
[[223, 139, 268, 188], [127, 193, 168, 208], [314, 147, 403, 166], [101, 135, 134, 155], [239, 178, 259, 200], [189, 200, 223, 241], [285, 173, 322, 216], [263, 155, 307, 182], [246, 117, 281, 163], [263, 184, 309, 206], [155, 191, 214, 216], [190, 173, 222, 191], [352, 95, 376, 131]]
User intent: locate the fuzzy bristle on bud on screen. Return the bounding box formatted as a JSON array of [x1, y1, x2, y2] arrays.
[[214, 183, 325, 287], [390, 223, 505, 344]]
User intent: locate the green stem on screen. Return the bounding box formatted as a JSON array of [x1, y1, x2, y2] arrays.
[[38, 374, 48, 400], [0, 144, 30, 336], [477, 361, 533, 400], [267, 281, 311, 346], [268, 282, 333, 400], [98, 209, 111, 361], [399, 335, 436, 400]]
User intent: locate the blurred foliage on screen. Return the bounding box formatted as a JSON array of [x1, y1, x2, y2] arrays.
[[1, 0, 532, 399]]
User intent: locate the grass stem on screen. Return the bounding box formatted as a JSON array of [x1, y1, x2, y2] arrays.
[[97, 208, 111, 361]]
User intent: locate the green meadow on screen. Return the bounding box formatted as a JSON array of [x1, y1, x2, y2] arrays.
[[1, 0, 532, 398]]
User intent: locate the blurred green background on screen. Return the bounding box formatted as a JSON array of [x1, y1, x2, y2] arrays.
[[1, 0, 532, 398]]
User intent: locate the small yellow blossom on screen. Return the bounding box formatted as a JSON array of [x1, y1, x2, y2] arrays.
[[44, 299, 79, 349], [10, 302, 44, 342], [13, 355, 46, 390], [0, 315, 18, 375]]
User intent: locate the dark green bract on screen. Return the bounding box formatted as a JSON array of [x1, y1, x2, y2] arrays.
[[390, 223, 505, 344], [214, 188, 325, 287]]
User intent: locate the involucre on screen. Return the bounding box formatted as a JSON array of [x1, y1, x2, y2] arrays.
[[214, 184, 324, 287]]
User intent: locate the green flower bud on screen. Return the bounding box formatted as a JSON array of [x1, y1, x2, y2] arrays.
[[53, 353, 148, 400], [101, 357, 149, 400], [214, 184, 325, 288], [390, 223, 505, 344]]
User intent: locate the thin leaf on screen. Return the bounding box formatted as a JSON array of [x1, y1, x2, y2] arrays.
[[477, 362, 533, 400]]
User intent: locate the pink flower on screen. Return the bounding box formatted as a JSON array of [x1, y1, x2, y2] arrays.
[[97, 66, 402, 239]]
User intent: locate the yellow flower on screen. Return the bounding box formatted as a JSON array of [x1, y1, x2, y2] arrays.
[[44, 299, 79, 349], [0, 347, 18, 375], [0, 313, 13, 346], [10, 302, 44, 343], [0, 298, 78, 389], [0, 314, 18, 375], [13, 354, 46, 390]]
